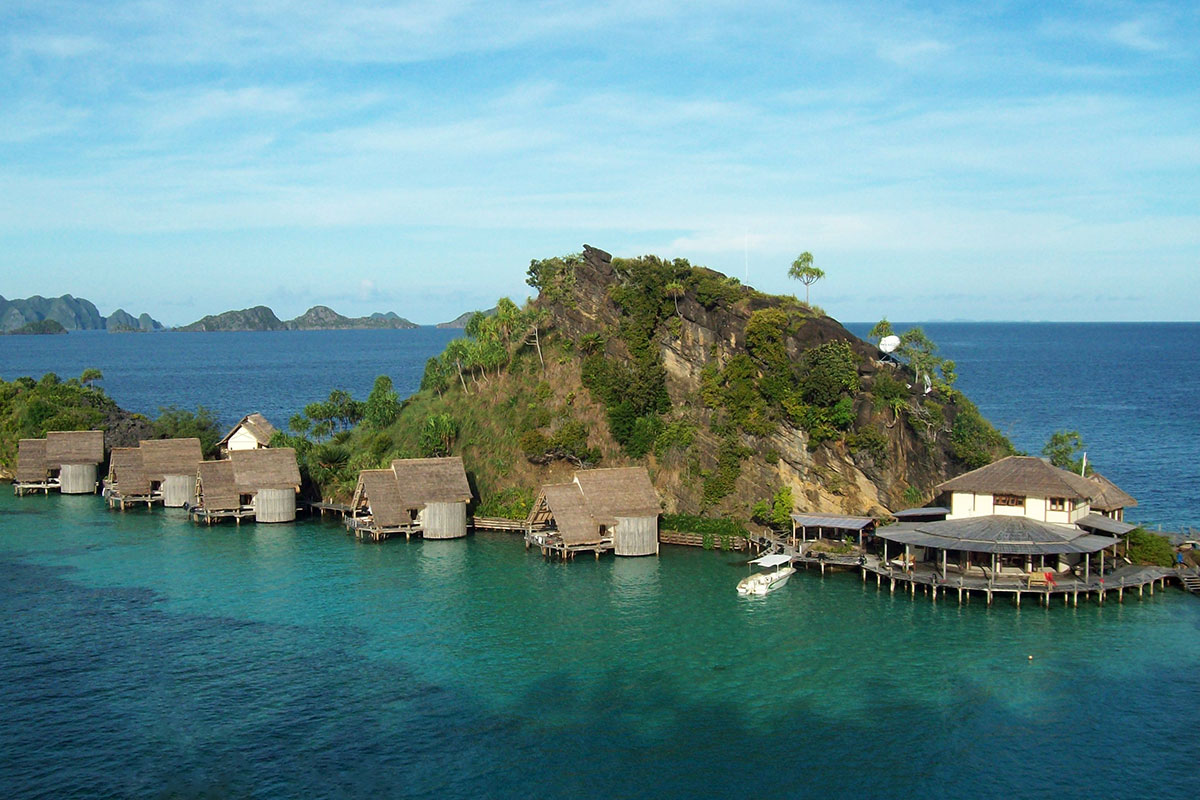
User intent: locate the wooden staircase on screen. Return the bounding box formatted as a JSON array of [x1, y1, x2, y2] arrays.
[[1179, 571, 1200, 595]]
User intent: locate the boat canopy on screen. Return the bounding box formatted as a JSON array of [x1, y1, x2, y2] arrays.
[[749, 554, 793, 567]]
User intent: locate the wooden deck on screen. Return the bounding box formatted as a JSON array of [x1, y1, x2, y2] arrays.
[[13, 480, 59, 496], [102, 485, 160, 510], [344, 515, 421, 541], [525, 528, 612, 560], [187, 505, 257, 525], [748, 531, 1186, 606]]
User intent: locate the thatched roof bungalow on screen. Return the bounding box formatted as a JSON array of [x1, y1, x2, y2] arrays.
[[14, 438, 50, 490], [349, 457, 472, 540], [44, 430, 105, 494], [140, 437, 203, 507], [527, 467, 660, 557], [217, 413, 276, 455], [1086, 473, 1138, 521], [104, 447, 154, 507], [192, 447, 301, 523]]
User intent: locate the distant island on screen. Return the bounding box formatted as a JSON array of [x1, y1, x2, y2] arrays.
[[437, 307, 497, 329], [3, 319, 67, 335], [177, 305, 419, 332], [0, 294, 163, 333]]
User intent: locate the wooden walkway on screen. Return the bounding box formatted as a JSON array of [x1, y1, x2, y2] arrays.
[[748, 531, 1185, 606], [13, 480, 59, 496], [1180, 570, 1200, 595], [472, 516, 530, 532], [308, 501, 351, 517], [525, 528, 612, 560]]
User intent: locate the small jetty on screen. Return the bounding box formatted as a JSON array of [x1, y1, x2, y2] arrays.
[[524, 467, 660, 559], [346, 457, 472, 540]]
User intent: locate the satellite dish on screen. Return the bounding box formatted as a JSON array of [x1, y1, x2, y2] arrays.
[[879, 335, 900, 353]]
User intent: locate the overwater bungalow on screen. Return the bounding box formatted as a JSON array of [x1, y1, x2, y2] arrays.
[[140, 438, 203, 507], [190, 447, 301, 524], [105, 438, 203, 509], [347, 457, 473, 541], [13, 438, 52, 495], [15, 431, 106, 495], [104, 447, 154, 509], [50, 430, 106, 494], [217, 413, 276, 456], [525, 466, 660, 559]]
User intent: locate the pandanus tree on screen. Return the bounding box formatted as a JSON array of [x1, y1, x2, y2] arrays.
[[788, 251, 825, 306]]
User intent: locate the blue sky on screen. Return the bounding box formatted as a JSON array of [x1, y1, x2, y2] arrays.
[[1, 1, 1197, 325]]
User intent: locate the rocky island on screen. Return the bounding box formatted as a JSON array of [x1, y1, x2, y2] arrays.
[[177, 305, 419, 332], [280, 246, 1013, 522]]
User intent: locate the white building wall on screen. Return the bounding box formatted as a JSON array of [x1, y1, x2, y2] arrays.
[[227, 427, 263, 451]]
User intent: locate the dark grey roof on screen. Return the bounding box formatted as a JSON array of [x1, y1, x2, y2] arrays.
[[1076, 513, 1136, 536], [891, 507, 950, 520], [791, 513, 874, 531], [876, 515, 1117, 555]]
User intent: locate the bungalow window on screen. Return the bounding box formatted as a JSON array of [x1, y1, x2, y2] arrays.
[[994, 494, 1025, 507], [1048, 497, 1067, 512]]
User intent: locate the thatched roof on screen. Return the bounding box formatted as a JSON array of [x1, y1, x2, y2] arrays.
[[573, 467, 660, 522], [937, 456, 1096, 501], [390, 457, 472, 504], [877, 515, 1118, 555], [16, 439, 48, 482], [139, 438, 203, 481], [230, 447, 300, 490], [197, 460, 239, 510], [354, 469, 411, 527], [541, 483, 602, 545], [45, 430, 104, 467], [109, 447, 151, 497], [218, 413, 276, 448], [1086, 473, 1137, 511]]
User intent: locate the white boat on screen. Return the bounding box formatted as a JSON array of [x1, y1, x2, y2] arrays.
[[737, 553, 796, 595]]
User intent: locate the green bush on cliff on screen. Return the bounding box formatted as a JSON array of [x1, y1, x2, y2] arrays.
[[949, 392, 1014, 469], [153, 405, 222, 458]]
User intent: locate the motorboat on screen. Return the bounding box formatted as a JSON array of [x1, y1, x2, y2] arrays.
[[736, 553, 796, 595]]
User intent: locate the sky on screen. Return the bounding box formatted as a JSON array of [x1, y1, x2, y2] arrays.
[[1, 1, 1197, 325]]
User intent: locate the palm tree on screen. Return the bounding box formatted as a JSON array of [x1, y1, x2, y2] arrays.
[[664, 281, 685, 317]]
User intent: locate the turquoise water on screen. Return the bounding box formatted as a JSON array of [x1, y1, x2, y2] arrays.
[[3, 491, 1199, 798]]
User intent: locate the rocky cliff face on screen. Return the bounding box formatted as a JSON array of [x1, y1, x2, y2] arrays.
[[537, 246, 1000, 516]]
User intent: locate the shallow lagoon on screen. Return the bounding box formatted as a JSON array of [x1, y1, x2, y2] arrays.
[[3, 491, 1199, 798]]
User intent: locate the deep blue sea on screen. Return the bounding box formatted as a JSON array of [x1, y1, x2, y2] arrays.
[[2, 323, 1200, 799]]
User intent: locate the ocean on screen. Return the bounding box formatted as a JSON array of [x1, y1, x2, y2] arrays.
[[1, 323, 1199, 799]]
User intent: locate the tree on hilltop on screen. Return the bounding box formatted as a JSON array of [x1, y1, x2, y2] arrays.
[[788, 252, 825, 305]]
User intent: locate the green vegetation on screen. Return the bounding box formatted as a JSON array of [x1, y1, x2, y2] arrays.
[[949, 391, 1015, 469], [3, 319, 67, 335], [1125, 527, 1175, 567], [363, 376, 401, 429], [475, 487, 535, 520], [751, 486, 794, 530], [1042, 430, 1091, 475], [0, 370, 121, 469], [153, 406, 222, 458], [788, 251, 825, 306], [419, 413, 458, 457]]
